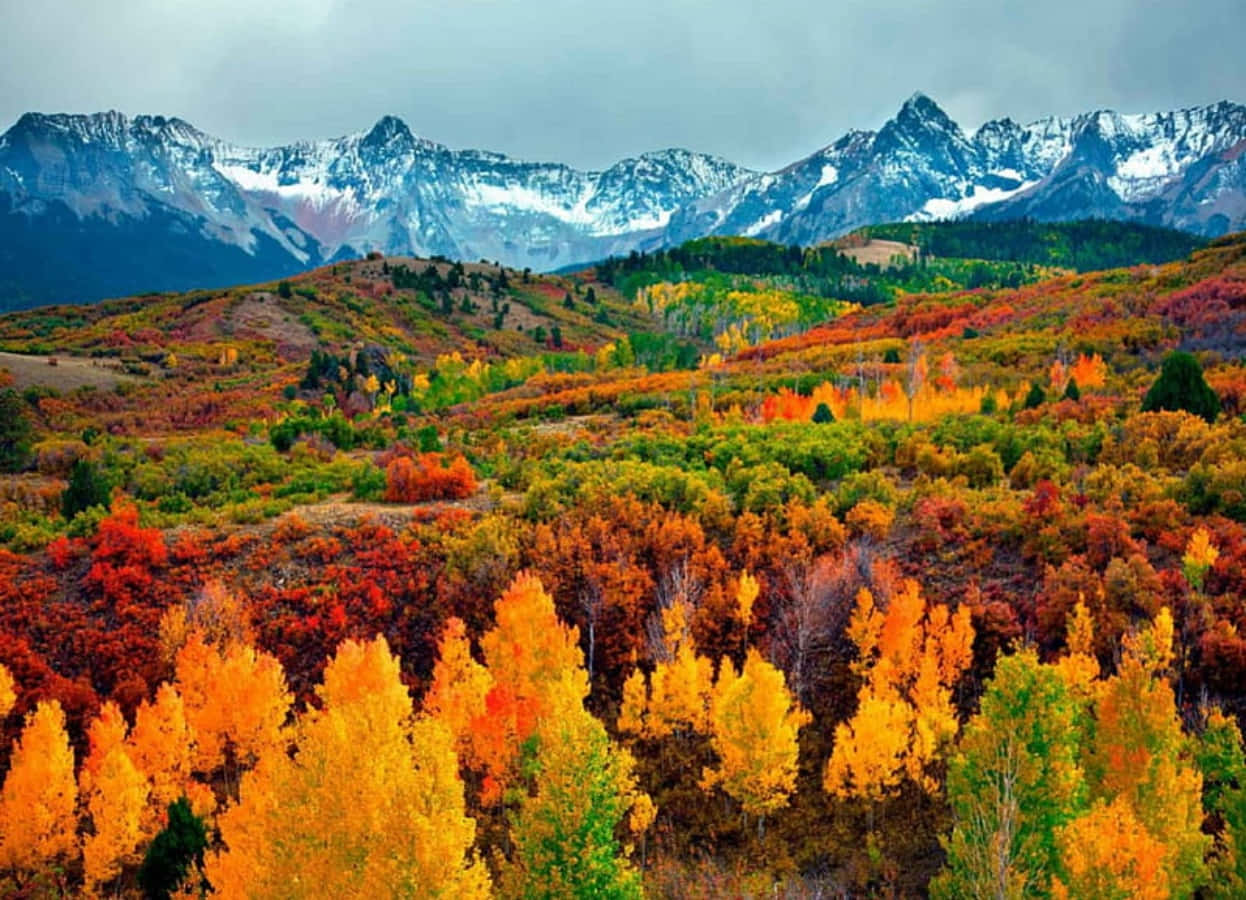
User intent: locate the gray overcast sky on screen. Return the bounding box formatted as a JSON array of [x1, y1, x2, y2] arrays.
[[1, 0, 1243, 171]]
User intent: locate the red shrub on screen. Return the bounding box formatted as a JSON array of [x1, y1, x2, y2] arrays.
[[384, 453, 477, 503]]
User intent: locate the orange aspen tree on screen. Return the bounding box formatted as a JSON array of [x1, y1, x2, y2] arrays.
[[1069, 352, 1108, 390], [174, 633, 291, 779], [0, 701, 78, 874], [1051, 797, 1170, 900], [81, 741, 148, 893], [80, 701, 128, 799], [422, 616, 493, 761], [473, 572, 589, 804]]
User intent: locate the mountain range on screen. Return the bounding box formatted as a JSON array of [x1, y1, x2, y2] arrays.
[[2, 93, 1244, 309]]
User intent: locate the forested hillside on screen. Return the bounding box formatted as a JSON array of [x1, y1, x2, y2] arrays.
[[0, 226, 1244, 896]]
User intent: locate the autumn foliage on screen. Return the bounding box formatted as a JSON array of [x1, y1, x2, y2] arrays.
[[384, 452, 477, 502]]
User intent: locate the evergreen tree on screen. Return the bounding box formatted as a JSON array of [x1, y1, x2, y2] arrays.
[[812, 402, 835, 424], [1141, 351, 1220, 422], [63, 459, 111, 520], [1024, 383, 1046, 409], [138, 798, 208, 900], [1063, 378, 1081, 401], [0, 389, 32, 473]]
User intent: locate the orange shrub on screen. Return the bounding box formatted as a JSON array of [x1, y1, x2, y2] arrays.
[[384, 453, 477, 503]]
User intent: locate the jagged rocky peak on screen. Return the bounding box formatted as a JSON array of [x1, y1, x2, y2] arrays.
[[1, 94, 1244, 309], [361, 115, 416, 149]]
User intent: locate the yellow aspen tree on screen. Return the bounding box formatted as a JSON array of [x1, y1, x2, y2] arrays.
[[618, 599, 715, 740], [646, 611, 715, 738], [701, 649, 810, 824], [823, 689, 913, 803], [825, 582, 974, 801], [175, 633, 291, 777], [736, 571, 759, 646], [208, 636, 489, 899], [1184, 527, 1219, 592], [478, 572, 588, 712], [422, 616, 493, 761], [1055, 596, 1101, 692], [82, 742, 148, 893], [0, 701, 78, 873], [617, 668, 649, 736], [128, 683, 200, 835]]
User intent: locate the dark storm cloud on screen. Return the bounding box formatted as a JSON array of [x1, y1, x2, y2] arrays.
[[1, 0, 1243, 171]]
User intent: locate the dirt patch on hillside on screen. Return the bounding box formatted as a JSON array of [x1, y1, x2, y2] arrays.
[[227, 293, 317, 360], [0, 350, 136, 391], [836, 239, 919, 268]]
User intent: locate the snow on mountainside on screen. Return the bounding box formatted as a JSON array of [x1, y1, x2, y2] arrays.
[[1, 94, 1245, 309], [673, 94, 1246, 249], [0, 111, 753, 307]]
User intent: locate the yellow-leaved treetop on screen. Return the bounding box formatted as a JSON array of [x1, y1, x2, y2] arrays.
[[824, 581, 974, 800], [1054, 596, 1101, 702], [736, 571, 759, 630], [175, 633, 291, 777], [128, 683, 202, 833], [1183, 526, 1219, 592], [422, 616, 493, 761], [701, 649, 810, 821], [0, 700, 78, 873], [81, 740, 148, 892], [823, 689, 913, 803], [208, 635, 489, 899], [618, 599, 715, 739]]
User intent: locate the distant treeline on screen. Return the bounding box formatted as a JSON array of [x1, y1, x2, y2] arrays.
[[860, 219, 1206, 272]]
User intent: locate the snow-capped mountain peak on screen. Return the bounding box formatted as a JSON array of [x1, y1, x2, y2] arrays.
[[1, 95, 1244, 308]]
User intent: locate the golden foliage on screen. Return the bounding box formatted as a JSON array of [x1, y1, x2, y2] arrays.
[[422, 617, 493, 760], [0, 665, 14, 720], [702, 650, 810, 817], [82, 742, 148, 892], [1052, 798, 1170, 900], [129, 684, 199, 836], [825, 581, 974, 799], [208, 636, 489, 899], [0, 701, 78, 872], [174, 634, 292, 775]]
